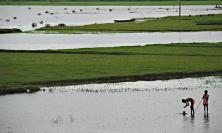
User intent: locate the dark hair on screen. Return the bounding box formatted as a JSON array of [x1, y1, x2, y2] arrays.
[[204, 90, 208, 94], [182, 99, 186, 103]]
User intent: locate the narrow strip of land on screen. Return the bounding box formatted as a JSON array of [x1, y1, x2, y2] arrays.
[[37, 14, 222, 33], [0, 43, 222, 95], [0, 28, 22, 34]]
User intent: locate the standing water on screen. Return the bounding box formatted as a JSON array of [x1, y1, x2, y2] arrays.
[[0, 6, 222, 31], [0, 76, 222, 133], [0, 32, 222, 50]]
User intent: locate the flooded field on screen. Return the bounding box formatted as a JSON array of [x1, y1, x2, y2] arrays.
[[0, 6, 222, 31], [0, 31, 222, 50], [0, 76, 222, 133], [1, 4, 222, 133]]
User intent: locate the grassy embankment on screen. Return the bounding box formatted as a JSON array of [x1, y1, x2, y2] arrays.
[[1, 43, 222, 95], [37, 14, 222, 33], [0, 28, 22, 34], [0, 1, 221, 6]]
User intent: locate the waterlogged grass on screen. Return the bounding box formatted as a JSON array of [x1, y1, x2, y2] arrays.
[[0, 1, 221, 6], [37, 14, 222, 33], [0, 43, 222, 95]]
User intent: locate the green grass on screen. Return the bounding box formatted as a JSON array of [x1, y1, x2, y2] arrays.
[[57, 43, 222, 56], [37, 14, 222, 33], [0, 43, 222, 95], [1, 1, 221, 6]]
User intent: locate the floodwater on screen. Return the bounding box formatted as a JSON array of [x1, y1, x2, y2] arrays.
[[0, 6, 222, 31], [0, 31, 222, 50], [0, 76, 222, 133]]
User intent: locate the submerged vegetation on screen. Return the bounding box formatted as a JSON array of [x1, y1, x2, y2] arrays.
[[37, 14, 222, 33], [0, 43, 222, 95]]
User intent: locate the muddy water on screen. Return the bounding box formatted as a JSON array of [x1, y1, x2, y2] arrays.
[[0, 76, 222, 133], [0, 31, 222, 50], [0, 6, 222, 31]]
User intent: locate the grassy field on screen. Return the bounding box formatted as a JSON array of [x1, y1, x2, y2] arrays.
[[37, 14, 222, 33], [1, 43, 222, 95], [0, 1, 221, 6]]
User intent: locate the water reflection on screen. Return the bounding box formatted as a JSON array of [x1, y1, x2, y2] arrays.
[[181, 107, 211, 133], [190, 116, 195, 128], [182, 116, 190, 128], [0, 76, 221, 133], [181, 115, 196, 133], [203, 113, 210, 130]]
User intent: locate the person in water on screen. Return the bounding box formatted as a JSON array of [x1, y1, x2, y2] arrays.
[[182, 98, 195, 117], [202, 90, 209, 114]]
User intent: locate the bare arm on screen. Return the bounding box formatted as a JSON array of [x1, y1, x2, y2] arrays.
[[184, 102, 189, 108]]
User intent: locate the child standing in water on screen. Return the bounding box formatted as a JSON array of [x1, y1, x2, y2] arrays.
[[202, 90, 209, 114], [182, 98, 195, 117]]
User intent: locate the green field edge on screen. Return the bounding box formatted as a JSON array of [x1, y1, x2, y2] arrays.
[[1, 42, 222, 95], [1, 70, 222, 96], [1, 1, 222, 6], [1, 42, 222, 57]]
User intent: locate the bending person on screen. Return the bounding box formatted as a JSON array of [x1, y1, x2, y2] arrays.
[[182, 98, 195, 117]]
